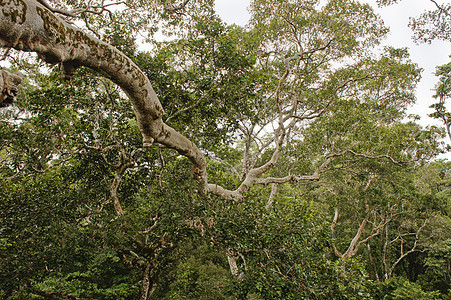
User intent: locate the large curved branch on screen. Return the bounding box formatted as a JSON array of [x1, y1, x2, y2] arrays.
[[0, 0, 207, 182]]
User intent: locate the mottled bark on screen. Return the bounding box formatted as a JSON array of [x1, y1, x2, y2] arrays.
[[226, 250, 245, 280], [0, 0, 207, 182], [0, 69, 22, 107], [140, 263, 157, 300], [0, 0, 332, 200], [110, 165, 127, 216], [0, 0, 404, 200]]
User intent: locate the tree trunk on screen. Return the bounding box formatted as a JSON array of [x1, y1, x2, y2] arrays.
[[140, 263, 156, 300]]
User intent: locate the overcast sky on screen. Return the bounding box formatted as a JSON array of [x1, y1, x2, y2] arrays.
[[214, 0, 451, 156]]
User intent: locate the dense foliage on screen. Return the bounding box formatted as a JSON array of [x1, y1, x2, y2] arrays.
[[0, 0, 450, 299]]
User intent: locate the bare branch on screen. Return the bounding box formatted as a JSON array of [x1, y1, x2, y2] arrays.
[[205, 150, 240, 178], [165, 0, 191, 14], [254, 174, 320, 185], [387, 219, 429, 278], [341, 211, 371, 259], [239, 122, 255, 178], [331, 201, 400, 260], [346, 150, 406, 166], [430, 0, 451, 17], [165, 95, 204, 123]]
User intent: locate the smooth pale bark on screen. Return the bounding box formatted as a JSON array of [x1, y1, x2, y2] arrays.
[[331, 206, 390, 260], [331, 207, 371, 259], [0, 0, 207, 182], [382, 219, 428, 280]]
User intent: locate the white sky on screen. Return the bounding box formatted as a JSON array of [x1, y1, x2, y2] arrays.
[[215, 0, 451, 158]]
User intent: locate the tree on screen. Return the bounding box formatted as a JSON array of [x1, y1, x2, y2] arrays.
[[431, 62, 451, 142], [409, 0, 451, 142], [1, 0, 440, 198], [0, 70, 22, 107], [378, 0, 451, 142], [0, 0, 448, 298]]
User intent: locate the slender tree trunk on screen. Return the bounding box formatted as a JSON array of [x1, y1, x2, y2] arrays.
[[265, 183, 278, 209], [227, 253, 240, 277], [226, 250, 245, 280], [140, 263, 156, 300], [110, 164, 129, 215]]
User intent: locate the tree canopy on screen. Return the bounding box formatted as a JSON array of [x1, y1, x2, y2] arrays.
[[0, 0, 450, 299]]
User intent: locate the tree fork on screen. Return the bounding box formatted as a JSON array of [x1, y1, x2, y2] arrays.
[[0, 0, 208, 183]]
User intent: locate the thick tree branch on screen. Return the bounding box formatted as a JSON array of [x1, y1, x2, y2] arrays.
[[0, 0, 208, 184], [330, 207, 376, 259], [330, 207, 343, 258], [0, 0, 412, 205], [341, 211, 371, 259], [331, 202, 402, 260], [208, 145, 404, 200]]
